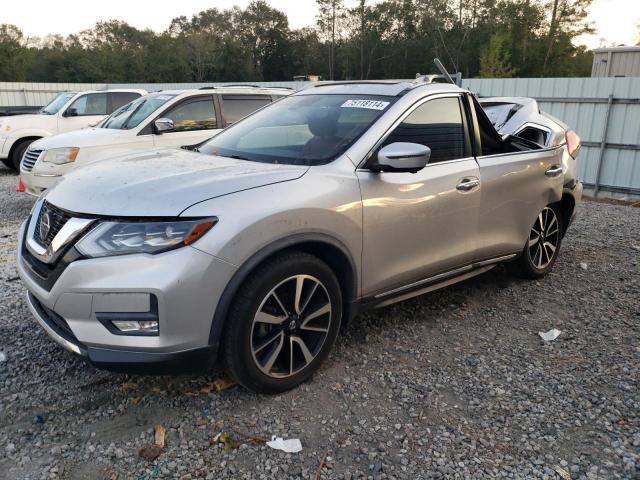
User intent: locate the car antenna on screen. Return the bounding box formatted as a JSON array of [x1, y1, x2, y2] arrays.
[[433, 58, 455, 85]]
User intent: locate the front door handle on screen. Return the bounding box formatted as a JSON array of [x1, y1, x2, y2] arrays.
[[456, 178, 480, 191], [545, 165, 563, 177]]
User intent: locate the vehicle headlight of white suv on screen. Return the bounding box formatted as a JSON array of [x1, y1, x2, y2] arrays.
[[41, 147, 79, 165]]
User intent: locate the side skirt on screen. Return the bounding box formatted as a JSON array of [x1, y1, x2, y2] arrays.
[[360, 253, 517, 310]]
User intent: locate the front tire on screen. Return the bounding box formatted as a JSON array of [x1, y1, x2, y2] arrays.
[[510, 204, 563, 279], [223, 251, 342, 393]]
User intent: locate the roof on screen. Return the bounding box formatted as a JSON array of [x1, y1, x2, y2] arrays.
[[86, 88, 148, 94], [296, 80, 464, 97], [592, 46, 640, 54]]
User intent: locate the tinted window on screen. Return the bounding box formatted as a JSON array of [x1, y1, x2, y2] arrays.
[[222, 95, 272, 124], [163, 97, 217, 132], [68, 93, 108, 116], [383, 97, 467, 163], [100, 93, 177, 130], [110, 92, 142, 112]]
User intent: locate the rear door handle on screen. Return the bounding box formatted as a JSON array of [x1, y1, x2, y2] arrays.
[[456, 178, 480, 191], [545, 165, 563, 177]]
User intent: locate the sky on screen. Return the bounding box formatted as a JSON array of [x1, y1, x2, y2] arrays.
[[3, 0, 639, 49]]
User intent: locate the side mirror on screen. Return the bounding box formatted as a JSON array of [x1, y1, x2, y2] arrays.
[[64, 107, 78, 117], [372, 142, 431, 173], [154, 118, 175, 134]]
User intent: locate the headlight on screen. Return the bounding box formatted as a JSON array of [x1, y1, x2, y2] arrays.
[[41, 147, 79, 165], [76, 218, 217, 258]]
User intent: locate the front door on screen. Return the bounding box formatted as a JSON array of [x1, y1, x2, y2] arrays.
[[59, 92, 108, 133], [357, 95, 481, 297]]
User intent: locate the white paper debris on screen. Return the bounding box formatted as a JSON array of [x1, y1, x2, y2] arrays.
[[0, 352, 5, 362], [579, 262, 588, 270], [266, 436, 302, 453], [539, 329, 562, 342], [341, 99, 390, 110]]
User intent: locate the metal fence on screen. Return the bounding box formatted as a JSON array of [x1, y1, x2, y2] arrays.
[[1, 77, 639, 199]]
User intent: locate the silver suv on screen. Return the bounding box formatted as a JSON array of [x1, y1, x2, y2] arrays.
[[17, 79, 582, 393]]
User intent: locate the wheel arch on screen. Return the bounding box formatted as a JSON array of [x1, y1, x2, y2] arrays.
[[9, 136, 42, 161], [208, 233, 359, 353], [554, 190, 576, 236]]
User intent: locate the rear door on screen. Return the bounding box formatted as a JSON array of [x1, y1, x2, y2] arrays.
[[470, 96, 564, 261], [152, 95, 222, 148], [357, 94, 481, 297]]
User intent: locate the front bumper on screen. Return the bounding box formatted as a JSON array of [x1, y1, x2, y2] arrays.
[[17, 219, 237, 373], [20, 169, 61, 196]]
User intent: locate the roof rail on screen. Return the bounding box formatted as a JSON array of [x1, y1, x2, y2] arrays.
[[198, 86, 216, 90], [219, 84, 261, 88], [312, 80, 405, 88], [413, 59, 462, 86]]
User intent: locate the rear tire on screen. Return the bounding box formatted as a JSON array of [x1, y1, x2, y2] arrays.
[[223, 251, 342, 394], [10, 140, 34, 171], [509, 204, 563, 279]]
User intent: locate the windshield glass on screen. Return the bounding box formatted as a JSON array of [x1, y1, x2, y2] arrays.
[[99, 93, 177, 130], [41, 92, 76, 115], [199, 94, 395, 165]]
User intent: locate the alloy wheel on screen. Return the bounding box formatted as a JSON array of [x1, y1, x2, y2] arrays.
[[528, 207, 560, 269], [250, 275, 332, 378]]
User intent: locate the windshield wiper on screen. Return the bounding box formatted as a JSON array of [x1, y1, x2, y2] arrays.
[[229, 154, 251, 161]]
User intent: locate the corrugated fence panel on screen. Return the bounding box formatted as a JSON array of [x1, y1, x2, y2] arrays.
[[2, 78, 639, 197], [464, 77, 640, 198], [0, 81, 311, 107]]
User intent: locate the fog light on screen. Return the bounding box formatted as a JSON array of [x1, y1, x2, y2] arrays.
[[111, 320, 159, 334]]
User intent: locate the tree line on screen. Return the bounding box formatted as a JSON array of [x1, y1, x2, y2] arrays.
[[0, 0, 596, 83]]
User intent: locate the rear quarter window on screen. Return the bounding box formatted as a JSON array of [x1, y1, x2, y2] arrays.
[[222, 95, 272, 124], [110, 92, 142, 113]]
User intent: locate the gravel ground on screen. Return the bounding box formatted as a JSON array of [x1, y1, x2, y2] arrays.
[[0, 164, 638, 480]]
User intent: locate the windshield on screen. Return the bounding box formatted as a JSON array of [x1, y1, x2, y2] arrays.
[[41, 92, 76, 115], [199, 94, 395, 165], [99, 93, 177, 130]]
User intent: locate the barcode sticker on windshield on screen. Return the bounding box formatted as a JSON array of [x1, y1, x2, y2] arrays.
[[341, 99, 390, 110]]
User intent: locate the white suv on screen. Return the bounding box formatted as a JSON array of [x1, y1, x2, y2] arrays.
[[0, 89, 146, 170], [19, 87, 291, 196]]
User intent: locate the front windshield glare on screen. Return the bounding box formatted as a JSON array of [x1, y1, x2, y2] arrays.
[[41, 92, 76, 115], [100, 93, 177, 130], [199, 94, 395, 165]]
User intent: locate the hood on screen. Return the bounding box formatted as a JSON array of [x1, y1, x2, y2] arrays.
[[0, 113, 53, 131], [45, 148, 309, 217], [31, 128, 128, 150]]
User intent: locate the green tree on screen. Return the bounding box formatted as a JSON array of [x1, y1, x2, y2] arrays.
[[480, 31, 517, 77]]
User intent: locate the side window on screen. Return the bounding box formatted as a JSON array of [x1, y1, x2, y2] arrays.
[[222, 95, 272, 124], [109, 92, 141, 113], [68, 93, 108, 116], [383, 96, 468, 163], [163, 97, 217, 132]]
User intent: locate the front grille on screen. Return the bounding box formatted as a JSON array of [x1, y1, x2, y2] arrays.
[[21, 222, 81, 292], [21, 148, 43, 172], [34, 201, 71, 247]]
